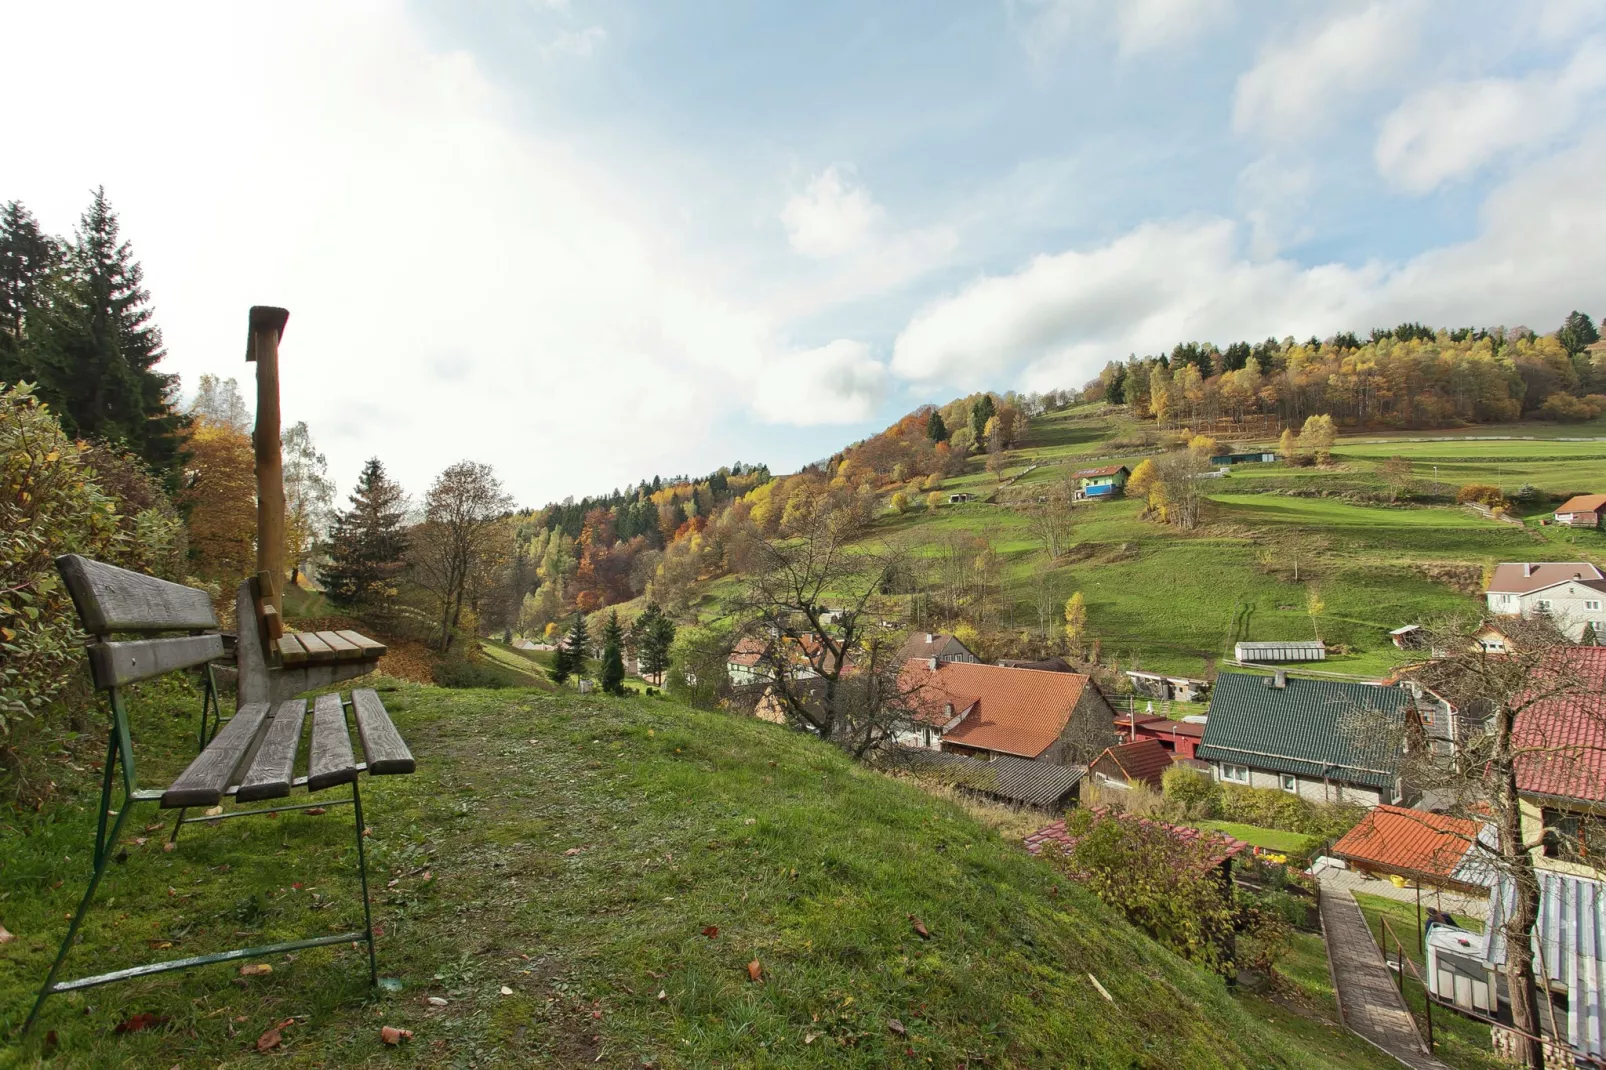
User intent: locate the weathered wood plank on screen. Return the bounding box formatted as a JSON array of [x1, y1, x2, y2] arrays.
[[260, 602, 284, 640], [236, 700, 308, 802], [314, 630, 363, 661], [161, 703, 272, 808], [275, 633, 308, 666], [307, 693, 357, 792], [56, 554, 217, 634], [86, 634, 226, 689], [296, 631, 338, 665], [351, 689, 414, 775], [335, 630, 387, 658]]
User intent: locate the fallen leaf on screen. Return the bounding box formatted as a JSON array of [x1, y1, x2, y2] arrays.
[[132, 837, 148, 847], [240, 964, 273, 977], [888, 1019, 907, 1036], [804, 1032, 819, 1044], [303, 807, 326, 816], [149, 940, 173, 950], [162, 841, 176, 853], [909, 915, 931, 940], [114, 1012, 168, 1034], [0, 924, 13, 944], [256, 1025, 283, 1052], [204, 805, 224, 818], [144, 822, 164, 832], [656, 989, 667, 1002], [500, 985, 513, 996], [427, 996, 449, 1007], [746, 960, 762, 983], [380, 1025, 413, 1045], [564, 847, 584, 857], [590, 1009, 602, 1019], [701, 925, 718, 939], [422, 870, 432, 881]]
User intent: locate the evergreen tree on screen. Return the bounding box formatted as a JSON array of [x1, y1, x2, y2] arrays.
[[0, 200, 62, 383], [925, 409, 948, 442], [564, 613, 590, 680], [324, 457, 409, 604], [1558, 310, 1600, 356], [600, 610, 627, 694], [970, 394, 995, 441], [551, 634, 573, 685], [38, 188, 186, 480], [629, 600, 677, 684]]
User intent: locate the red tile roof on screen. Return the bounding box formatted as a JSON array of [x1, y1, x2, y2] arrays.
[[1485, 561, 1605, 594], [1090, 739, 1173, 788], [1024, 810, 1247, 869], [1073, 464, 1128, 478], [1555, 494, 1606, 515], [1330, 805, 1480, 880], [899, 659, 1091, 759], [1514, 647, 1606, 804], [1118, 715, 1207, 739], [728, 636, 766, 667]]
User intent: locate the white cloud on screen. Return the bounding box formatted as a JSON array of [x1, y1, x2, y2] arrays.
[[749, 340, 888, 425], [781, 166, 884, 257], [541, 25, 606, 60], [892, 133, 1606, 392], [1014, 0, 1234, 59], [1236, 155, 1314, 259], [1529, 0, 1606, 43], [1233, 2, 1419, 143], [0, 2, 876, 505], [1375, 37, 1606, 193]]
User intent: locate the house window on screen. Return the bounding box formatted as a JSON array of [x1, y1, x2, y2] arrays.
[[1543, 808, 1606, 860], [1588, 601, 1602, 612], [1536, 599, 1552, 613], [1221, 764, 1250, 784], [1279, 774, 1297, 793], [923, 728, 933, 748]]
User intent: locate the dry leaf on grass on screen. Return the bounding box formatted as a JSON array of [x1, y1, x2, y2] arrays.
[[162, 841, 176, 853], [204, 805, 224, 817], [909, 915, 931, 940], [303, 807, 326, 816], [0, 924, 13, 944], [240, 964, 273, 977], [888, 1019, 907, 1036], [257, 1017, 294, 1052], [380, 1025, 414, 1045], [499, 986, 513, 995], [700, 925, 718, 939], [113, 1012, 168, 1034], [746, 960, 762, 983], [656, 989, 667, 1002]]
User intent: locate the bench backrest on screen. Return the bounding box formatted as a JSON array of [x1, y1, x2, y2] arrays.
[[56, 555, 225, 690]]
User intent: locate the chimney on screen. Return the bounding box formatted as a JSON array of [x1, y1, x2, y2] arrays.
[[928, 657, 939, 671], [1273, 669, 1288, 689], [1525, 563, 1537, 577], [926, 633, 936, 643]]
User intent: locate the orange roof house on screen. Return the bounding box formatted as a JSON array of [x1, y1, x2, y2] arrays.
[[1331, 805, 1487, 892], [1089, 739, 1174, 789], [1513, 647, 1606, 805], [898, 659, 1117, 764], [1554, 494, 1606, 528]]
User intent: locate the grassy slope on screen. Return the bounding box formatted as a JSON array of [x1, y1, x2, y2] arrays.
[[867, 408, 1606, 677], [6, 678, 1396, 1068]]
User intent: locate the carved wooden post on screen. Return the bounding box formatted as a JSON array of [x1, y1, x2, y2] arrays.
[[246, 306, 289, 615]]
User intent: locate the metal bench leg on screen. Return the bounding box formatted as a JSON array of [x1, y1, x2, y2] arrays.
[[350, 778, 378, 986], [24, 728, 136, 1037]]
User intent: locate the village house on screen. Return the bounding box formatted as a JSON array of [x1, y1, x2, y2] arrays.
[[1197, 671, 1409, 806], [1088, 738, 1173, 790], [726, 634, 843, 688], [1209, 450, 1277, 466], [896, 659, 1117, 764], [1553, 493, 1606, 529], [896, 631, 978, 665], [1483, 561, 1606, 643], [1070, 464, 1129, 501], [894, 749, 1085, 812], [1114, 713, 1206, 760], [1329, 805, 1490, 895]]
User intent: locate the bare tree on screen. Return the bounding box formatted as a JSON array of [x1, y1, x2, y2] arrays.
[[1026, 479, 1077, 559], [409, 461, 514, 652], [1150, 450, 1209, 530], [1382, 620, 1605, 1068], [729, 506, 924, 757]]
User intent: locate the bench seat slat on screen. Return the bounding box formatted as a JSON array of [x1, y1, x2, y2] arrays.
[[315, 630, 363, 662], [236, 700, 309, 802], [87, 634, 225, 689], [275, 633, 308, 666], [352, 689, 414, 775], [307, 693, 357, 792], [335, 630, 387, 658], [162, 703, 273, 808], [296, 631, 338, 665]]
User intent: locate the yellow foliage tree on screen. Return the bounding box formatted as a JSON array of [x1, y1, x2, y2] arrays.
[[890, 491, 910, 514], [1277, 427, 1298, 460], [1188, 434, 1219, 458], [1063, 591, 1088, 647], [925, 491, 944, 511], [1298, 414, 1336, 464], [1127, 458, 1158, 499], [179, 416, 257, 583]]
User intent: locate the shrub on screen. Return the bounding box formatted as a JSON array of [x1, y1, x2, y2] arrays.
[[1161, 764, 1221, 818], [430, 655, 525, 689], [1537, 392, 1602, 422], [1456, 483, 1506, 508], [890, 491, 909, 514]]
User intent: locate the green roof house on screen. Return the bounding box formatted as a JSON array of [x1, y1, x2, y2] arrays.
[[1196, 671, 1410, 807]]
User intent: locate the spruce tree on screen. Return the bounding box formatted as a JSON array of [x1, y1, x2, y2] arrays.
[[41, 188, 186, 480], [551, 636, 573, 685], [600, 610, 627, 695], [970, 394, 995, 441], [629, 601, 677, 685], [324, 457, 409, 604], [564, 613, 591, 680], [0, 200, 62, 383], [926, 409, 948, 442]]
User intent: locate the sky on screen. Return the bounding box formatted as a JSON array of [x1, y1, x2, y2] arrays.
[[4, 0, 1606, 508]]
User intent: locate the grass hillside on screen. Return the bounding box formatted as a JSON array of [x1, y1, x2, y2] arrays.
[[871, 406, 1606, 677], [3, 677, 1397, 1068]]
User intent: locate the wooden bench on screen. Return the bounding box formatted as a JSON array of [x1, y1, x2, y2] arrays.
[[24, 555, 415, 1037], [236, 570, 387, 704]]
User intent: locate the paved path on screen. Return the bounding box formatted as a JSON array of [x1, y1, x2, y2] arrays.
[[1319, 883, 1453, 1070], [1318, 867, 1488, 920]]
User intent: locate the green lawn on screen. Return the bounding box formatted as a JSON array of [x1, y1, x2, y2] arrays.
[[3, 679, 1428, 1067], [1193, 821, 1319, 855], [1349, 893, 1500, 1070]]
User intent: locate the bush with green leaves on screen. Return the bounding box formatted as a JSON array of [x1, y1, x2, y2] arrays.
[[1161, 764, 1222, 818]]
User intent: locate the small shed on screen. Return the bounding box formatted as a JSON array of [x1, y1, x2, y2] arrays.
[[1210, 452, 1278, 466], [947, 492, 973, 504], [1089, 739, 1174, 790], [1389, 624, 1423, 649], [1554, 493, 1606, 528], [895, 748, 1084, 811], [1125, 670, 1210, 702], [1233, 640, 1326, 663]]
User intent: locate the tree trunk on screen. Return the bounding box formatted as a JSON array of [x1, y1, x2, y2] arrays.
[[1494, 707, 1546, 1069]]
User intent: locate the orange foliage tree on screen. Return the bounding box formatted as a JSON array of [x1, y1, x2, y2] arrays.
[[179, 416, 256, 583]]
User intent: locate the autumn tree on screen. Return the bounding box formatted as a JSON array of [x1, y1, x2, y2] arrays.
[[925, 490, 943, 511], [1277, 427, 1298, 462], [730, 505, 924, 756], [1297, 414, 1336, 464], [409, 461, 514, 652], [1126, 457, 1158, 500], [178, 415, 256, 583], [599, 610, 627, 694], [324, 458, 409, 605], [1380, 455, 1413, 501], [890, 490, 909, 514], [1027, 482, 1077, 558], [189, 374, 250, 432], [1149, 450, 1209, 529], [1064, 591, 1088, 651]]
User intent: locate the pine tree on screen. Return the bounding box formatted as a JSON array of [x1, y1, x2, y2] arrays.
[[0, 200, 62, 383], [324, 458, 409, 604], [970, 394, 995, 441], [600, 610, 627, 694], [551, 635, 573, 685], [630, 601, 677, 684], [926, 409, 948, 442], [1557, 311, 1599, 356], [41, 188, 187, 480], [564, 613, 590, 680]]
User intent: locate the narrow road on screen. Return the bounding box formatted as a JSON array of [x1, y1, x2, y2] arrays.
[[1319, 883, 1453, 1070]]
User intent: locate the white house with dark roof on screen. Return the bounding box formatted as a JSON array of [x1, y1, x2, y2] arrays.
[[896, 631, 977, 665], [1484, 562, 1606, 642]]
